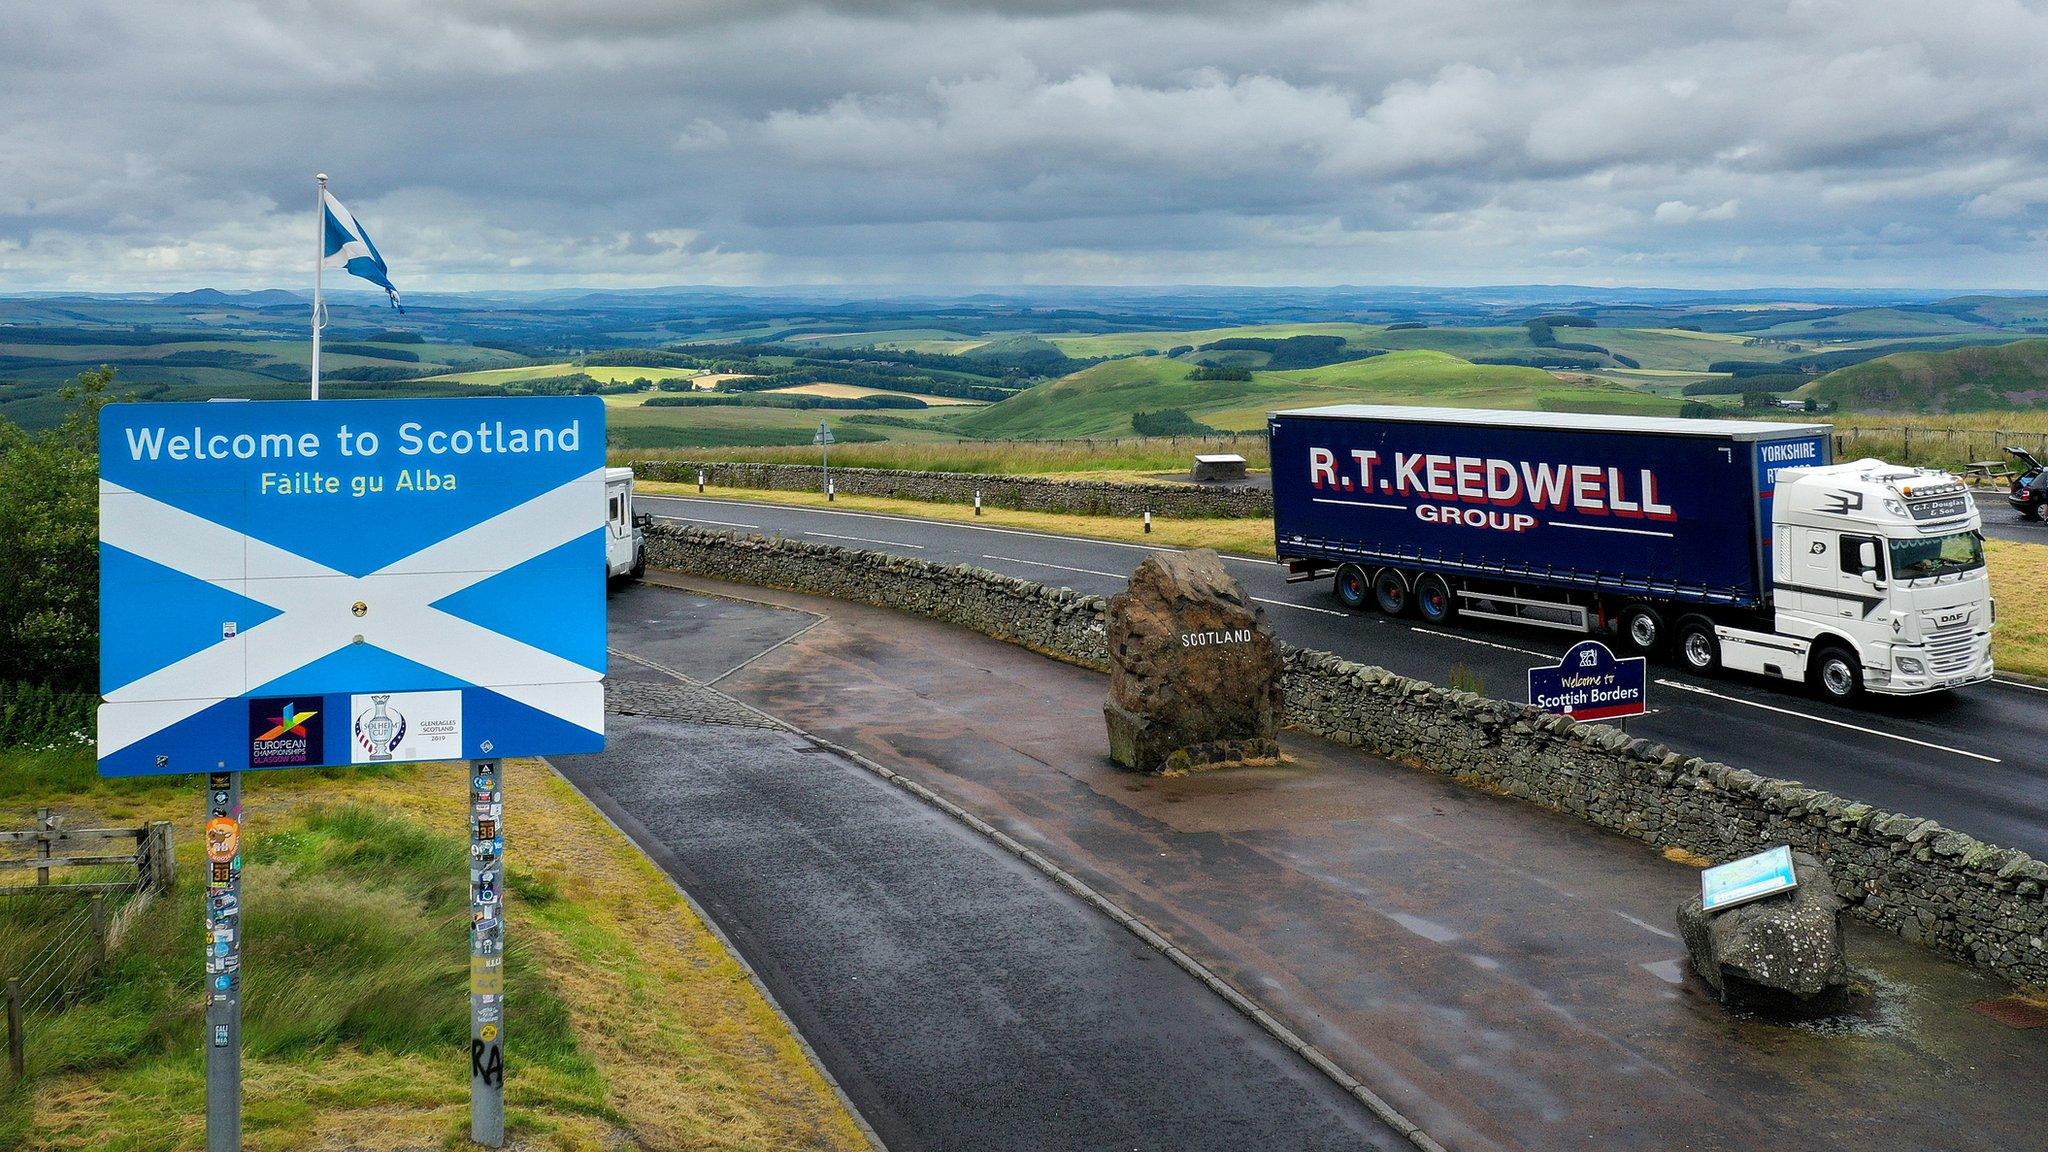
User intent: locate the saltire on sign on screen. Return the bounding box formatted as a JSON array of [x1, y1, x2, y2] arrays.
[[322, 188, 402, 310], [96, 395, 609, 777]]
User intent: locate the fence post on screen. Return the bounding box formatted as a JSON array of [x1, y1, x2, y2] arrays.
[[146, 822, 175, 893], [1902, 426, 1911, 464], [90, 894, 109, 982], [6, 977, 21, 1081], [36, 808, 50, 887]]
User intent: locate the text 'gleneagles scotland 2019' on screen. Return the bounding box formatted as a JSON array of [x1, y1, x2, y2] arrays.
[[118, 418, 585, 463]]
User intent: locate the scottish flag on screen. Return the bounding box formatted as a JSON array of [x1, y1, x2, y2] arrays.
[[322, 189, 401, 310]]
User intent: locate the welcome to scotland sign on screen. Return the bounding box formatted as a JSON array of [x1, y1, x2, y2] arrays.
[[97, 396, 608, 777]]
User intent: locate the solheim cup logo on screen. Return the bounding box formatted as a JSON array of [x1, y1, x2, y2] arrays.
[[354, 694, 406, 761]]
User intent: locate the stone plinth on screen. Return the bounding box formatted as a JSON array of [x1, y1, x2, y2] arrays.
[[1677, 850, 1852, 1016], [1103, 549, 1283, 774]]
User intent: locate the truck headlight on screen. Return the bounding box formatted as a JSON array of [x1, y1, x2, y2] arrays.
[[1896, 656, 1925, 675]]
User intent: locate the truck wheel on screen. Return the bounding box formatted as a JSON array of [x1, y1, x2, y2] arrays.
[[1373, 569, 1411, 616], [631, 548, 647, 579], [1619, 605, 1665, 656], [1415, 574, 1455, 624], [1675, 616, 1719, 673], [1334, 564, 1370, 610], [1810, 645, 1862, 702]]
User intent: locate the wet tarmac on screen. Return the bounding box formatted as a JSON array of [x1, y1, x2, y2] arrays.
[[559, 588, 1402, 1152], [648, 574, 2048, 1152]]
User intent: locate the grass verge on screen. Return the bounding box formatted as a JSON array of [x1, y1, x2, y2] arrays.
[[0, 751, 868, 1152], [638, 480, 1275, 557], [647, 484, 2048, 680]]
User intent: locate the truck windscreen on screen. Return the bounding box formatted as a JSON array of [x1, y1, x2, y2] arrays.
[[1889, 530, 1985, 579]]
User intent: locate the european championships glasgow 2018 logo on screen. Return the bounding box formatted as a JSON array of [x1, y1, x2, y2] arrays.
[[354, 694, 406, 762], [247, 699, 322, 768]]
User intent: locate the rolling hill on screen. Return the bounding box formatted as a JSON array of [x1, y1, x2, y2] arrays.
[[949, 350, 1685, 439], [1806, 339, 2048, 412]]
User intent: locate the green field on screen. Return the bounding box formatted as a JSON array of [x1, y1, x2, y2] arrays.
[[1806, 338, 2048, 412], [1039, 323, 1384, 358], [417, 362, 704, 387], [949, 350, 1685, 439]]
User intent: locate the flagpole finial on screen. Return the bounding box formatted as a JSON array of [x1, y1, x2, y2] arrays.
[[316, 173, 328, 185]]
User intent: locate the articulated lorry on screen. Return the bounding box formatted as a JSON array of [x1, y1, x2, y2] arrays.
[[1270, 405, 1995, 700]]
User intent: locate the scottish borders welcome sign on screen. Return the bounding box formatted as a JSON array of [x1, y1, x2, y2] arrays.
[[1526, 640, 1647, 722], [97, 396, 608, 777]]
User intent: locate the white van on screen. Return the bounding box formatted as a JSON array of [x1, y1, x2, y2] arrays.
[[605, 467, 647, 586]]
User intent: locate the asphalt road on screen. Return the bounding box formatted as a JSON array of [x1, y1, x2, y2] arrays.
[[561, 587, 1402, 1152], [643, 493, 2048, 857], [1974, 489, 2043, 544]]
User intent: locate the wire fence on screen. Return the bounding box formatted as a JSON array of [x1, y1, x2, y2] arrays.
[[1830, 427, 2048, 477], [2, 811, 172, 1082]]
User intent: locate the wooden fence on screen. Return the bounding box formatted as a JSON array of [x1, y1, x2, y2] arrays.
[[2, 813, 174, 1082]]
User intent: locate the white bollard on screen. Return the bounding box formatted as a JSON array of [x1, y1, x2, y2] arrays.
[[1143, 510, 1152, 534], [975, 490, 983, 516], [697, 468, 705, 493]]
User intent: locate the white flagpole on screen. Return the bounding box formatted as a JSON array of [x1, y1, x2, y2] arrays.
[[312, 173, 327, 400]]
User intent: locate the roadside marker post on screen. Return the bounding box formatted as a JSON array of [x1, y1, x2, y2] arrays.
[[470, 761, 507, 1146], [96, 396, 607, 1149], [697, 468, 706, 493], [1144, 510, 1153, 534], [975, 490, 983, 516], [816, 421, 835, 499]]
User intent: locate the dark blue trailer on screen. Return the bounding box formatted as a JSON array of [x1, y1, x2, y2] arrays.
[[1271, 405, 1833, 658]]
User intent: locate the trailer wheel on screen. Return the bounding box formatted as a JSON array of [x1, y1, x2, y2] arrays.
[[1675, 616, 1719, 673], [1373, 569, 1411, 616], [1415, 574, 1455, 624], [1810, 644, 1862, 702], [1334, 564, 1371, 611], [1618, 605, 1665, 656]]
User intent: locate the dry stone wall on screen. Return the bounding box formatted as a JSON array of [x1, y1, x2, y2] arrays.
[[645, 523, 2048, 989], [628, 460, 1274, 519]]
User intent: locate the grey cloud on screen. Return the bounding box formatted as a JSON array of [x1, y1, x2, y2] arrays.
[[3, 0, 2048, 288]]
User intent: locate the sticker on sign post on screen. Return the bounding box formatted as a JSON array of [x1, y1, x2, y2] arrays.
[[1701, 845, 1799, 913], [1527, 640, 1647, 721]]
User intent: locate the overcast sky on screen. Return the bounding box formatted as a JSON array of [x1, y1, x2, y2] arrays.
[[6, 0, 2048, 292]]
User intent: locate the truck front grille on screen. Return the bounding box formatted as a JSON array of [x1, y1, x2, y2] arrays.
[[1925, 622, 1977, 675]]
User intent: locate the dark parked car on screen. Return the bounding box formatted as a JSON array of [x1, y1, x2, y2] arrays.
[[2010, 446, 2046, 520]]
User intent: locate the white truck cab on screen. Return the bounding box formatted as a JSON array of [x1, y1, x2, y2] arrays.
[[1732, 459, 1994, 699], [605, 467, 647, 586]]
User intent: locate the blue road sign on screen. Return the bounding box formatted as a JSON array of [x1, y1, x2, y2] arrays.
[[97, 397, 608, 777], [1526, 640, 1647, 722]]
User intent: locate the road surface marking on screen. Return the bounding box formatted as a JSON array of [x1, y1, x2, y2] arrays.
[[1252, 596, 1348, 616], [641, 495, 1280, 564], [669, 515, 759, 529], [1655, 678, 2002, 764], [982, 554, 1122, 580], [1614, 910, 1679, 940], [1993, 676, 2048, 695], [1410, 627, 1555, 660], [805, 530, 924, 549]]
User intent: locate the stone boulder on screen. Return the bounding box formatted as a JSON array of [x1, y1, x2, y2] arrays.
[[1676, 850, 1851, 1016], [1103, 549, 1284, 774]]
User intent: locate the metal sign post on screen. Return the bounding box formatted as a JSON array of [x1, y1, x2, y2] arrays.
[[470, 760, 506, 1146], [204, 771, 243, 1152]]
